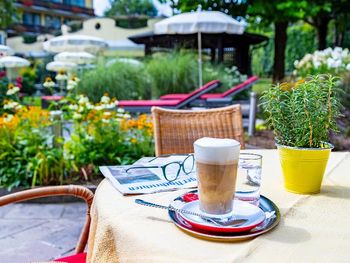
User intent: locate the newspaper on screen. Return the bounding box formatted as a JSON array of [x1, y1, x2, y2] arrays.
[[100, 155, 197, 195]]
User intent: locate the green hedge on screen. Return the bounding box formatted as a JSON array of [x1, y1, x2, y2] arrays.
[[77, 61, 152, 102]]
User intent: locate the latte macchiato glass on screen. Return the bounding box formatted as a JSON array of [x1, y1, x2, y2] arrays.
[[194, 137, 240, 218]]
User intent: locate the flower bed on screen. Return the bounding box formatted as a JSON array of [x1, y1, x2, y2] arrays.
[[0, 88, 154, 189]]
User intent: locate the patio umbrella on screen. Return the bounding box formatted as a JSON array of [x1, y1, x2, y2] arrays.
[[46, 61, 77, 72], [54, 51, 96, 65], [154, 10, 246, 87], [0, 56, 30, 82], [43, 35, 108, 54], [0, 45, 14, 57]]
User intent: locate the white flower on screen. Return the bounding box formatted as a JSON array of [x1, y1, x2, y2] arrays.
[[117, 108, 125, 113], [78, 95, 89, 105], [6, 86, 20, 95], [123, 113, 131, 119], [334, 46, 342, 53], [103, 111, 112, 116], [15, 104, 22, 110], [327, 58, 336, 68], [3, 101, 19, 110], [102, 119, 110, 123], [78, 106, 84, 113], [292, 70, 297, 76], [313, 60, 321, 68], [73, 112, 82, 120], [67, 84, 75, 90], [86, 102, 94, 110], [333, 59, 342, 68], [100, 95, 110, 104], [293, 60, 299, 67], [55, 74, 68, 81], [43, 81, 55, 88], [346, 64, 350, 71], [68, 104, 78, 111], [105, 103, 115, 109], [94, 105, 104, 111], [4, 114, 14, 122]]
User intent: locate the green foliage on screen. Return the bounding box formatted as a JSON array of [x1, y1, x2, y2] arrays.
[[19, 67, 36, 95], [77, 61, 152, 102], [105, 0, 157, 17], [261, 75, 342, 148], [0, 113, 65, 189], [147, 52, 246, 97], [0, 0, 17, 29], [252, 22, 317, 77], [146, 52, 198, 97], [167, 0, 248, 17]]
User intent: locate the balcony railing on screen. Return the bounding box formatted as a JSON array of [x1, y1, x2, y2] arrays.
[[17, 0, 95, 16]]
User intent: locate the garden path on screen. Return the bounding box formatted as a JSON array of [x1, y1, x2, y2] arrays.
[[0, 202, 86, 263]]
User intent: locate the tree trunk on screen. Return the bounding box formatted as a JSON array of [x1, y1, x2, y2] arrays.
[[273, 21, 288, 83], [316, 17, 329, 50]]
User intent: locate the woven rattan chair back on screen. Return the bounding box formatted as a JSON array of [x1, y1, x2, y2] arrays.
[[152, 105, 245, 156], [0, 185, 94, 254]]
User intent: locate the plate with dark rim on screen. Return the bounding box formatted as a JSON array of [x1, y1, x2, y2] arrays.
[[168, 191, 280, 242]]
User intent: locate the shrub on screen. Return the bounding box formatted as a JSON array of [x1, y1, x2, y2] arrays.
[[0, 107, 64, 189], [261, 75, 341, 148], [147, 52, 247, 97], [77, 61, 152, 102], [146, 52, 198, 97]]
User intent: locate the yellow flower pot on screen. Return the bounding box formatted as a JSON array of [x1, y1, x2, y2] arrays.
[[277, 144, 333, 194]]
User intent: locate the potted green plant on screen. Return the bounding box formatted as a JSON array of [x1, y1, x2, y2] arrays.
[[262, 74, 342, 194]]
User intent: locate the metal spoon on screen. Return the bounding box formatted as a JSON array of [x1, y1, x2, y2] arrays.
[[135, 199, 248, 227]]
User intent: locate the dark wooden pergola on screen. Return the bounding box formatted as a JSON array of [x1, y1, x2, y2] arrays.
[[128, 31, 268, 76]]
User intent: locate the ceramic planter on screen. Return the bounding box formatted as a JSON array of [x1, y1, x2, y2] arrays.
[[277, 143, 333, 194]]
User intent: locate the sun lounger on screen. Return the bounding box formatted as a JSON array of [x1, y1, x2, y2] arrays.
[[159, 76, 258, 102], [118, 80, 221, 113]]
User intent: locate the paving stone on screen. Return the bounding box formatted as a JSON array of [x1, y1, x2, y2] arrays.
[[4, 203, 65, 219], [0, 218, 46, 239], [0, 204, 15, 218], [61, 202, 87, 219], [0, 239, 62, 263], [0, 203, 85, 261]]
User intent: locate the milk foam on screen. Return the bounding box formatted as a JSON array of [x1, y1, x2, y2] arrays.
[[194, 137, 240, 164]]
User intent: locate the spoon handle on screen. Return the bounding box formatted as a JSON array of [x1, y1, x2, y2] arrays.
[[135, 198, 204, 217]]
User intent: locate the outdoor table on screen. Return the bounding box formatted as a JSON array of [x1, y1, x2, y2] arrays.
[[87, 150, 350, 263]]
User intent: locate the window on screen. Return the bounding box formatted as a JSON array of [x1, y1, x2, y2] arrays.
[[22, 12, 41, 26], [45, 15, 61, 29], [63, 0, 85, 7]]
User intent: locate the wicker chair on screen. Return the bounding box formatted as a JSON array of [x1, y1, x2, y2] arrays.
[[0, 185, 94, 263], [152, 104, 245, 156]]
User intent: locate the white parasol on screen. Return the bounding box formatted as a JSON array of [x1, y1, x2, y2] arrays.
[[46, 61, 77, 72], [154, 10, 246, 86], [0, 56, 30, 68], [54, 51, 96, 65], [43, 35, 108, 54], [0, 45, 14, 57], [0, 56, 30, 82]]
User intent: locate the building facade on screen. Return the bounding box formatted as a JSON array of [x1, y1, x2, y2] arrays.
[[10, 0, 94, 36]]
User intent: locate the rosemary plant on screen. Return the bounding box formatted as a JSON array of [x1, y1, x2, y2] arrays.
[[261, 75, 342, 148]]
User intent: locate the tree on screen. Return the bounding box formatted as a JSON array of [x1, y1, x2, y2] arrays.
[[0, 0, 16, 29], [167, 0, 248, 18], [105, 0, 157, 17], [304, 0, 350, 50], [247, 1, 308, 82]]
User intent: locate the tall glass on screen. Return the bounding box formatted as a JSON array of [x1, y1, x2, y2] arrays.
[[194, 137, 240, 218], [235, 153, 263, 206]]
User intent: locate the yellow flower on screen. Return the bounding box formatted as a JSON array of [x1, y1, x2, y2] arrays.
[[130, 138, 138, 144]]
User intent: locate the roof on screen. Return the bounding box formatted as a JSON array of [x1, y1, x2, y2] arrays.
[[128, 31, 268, 49]]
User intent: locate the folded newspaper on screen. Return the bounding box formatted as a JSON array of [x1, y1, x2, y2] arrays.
[[100, 155, 197, 195]]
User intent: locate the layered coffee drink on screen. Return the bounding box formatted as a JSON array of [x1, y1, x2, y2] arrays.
[[194, 137, 240, 217]]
